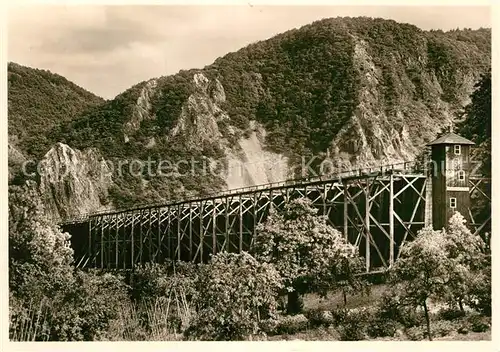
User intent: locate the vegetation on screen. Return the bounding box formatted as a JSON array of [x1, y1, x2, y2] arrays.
[[253, 199, 366, 314], [9, 186, 491, 341], [8, 62, 104, 158], [8, 17, 492, 343], [8, 19, 491, 207], [387, 213, 490, 340]]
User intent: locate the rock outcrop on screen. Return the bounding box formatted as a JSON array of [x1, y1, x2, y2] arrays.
[[38, 143, 113, 222]]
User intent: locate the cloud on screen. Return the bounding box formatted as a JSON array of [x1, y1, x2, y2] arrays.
[[8, 5, 491, 99]]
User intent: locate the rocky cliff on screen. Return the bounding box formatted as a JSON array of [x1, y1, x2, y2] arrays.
[[37, 143, 113, 222], [8, 17, 491, 217]]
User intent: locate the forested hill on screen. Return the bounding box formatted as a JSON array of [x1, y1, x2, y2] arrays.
[[8, 62, 105, 158], [7, 17, 491, 217]]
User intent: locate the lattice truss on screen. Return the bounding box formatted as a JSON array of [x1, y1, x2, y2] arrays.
[[468, 177, 491, 239], [74, 171, 436, 273]]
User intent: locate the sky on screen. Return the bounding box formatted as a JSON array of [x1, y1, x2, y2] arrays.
[[7, 4, 491, 99]]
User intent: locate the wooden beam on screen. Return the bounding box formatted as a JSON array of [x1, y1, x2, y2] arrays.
[[199, 201, 204, 262], [189, 202, 193, 261], [239, 194, 243, 253], [389, 173, 394, 267], [177, 204, 181, 261], [100, 216, 104, 269], [225, 197, 230, 252], [343, 183, 348, 240], [365, 183, 370, 272], [212, 201, 217, 255], [130, 212, 135, 269], [148, 208, 152, 264], [115, 213, 119, 269]]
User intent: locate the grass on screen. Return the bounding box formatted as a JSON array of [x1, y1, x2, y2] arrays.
[[11, 283, 491, 341], [303, 284, 389, 311], [269, 284, 492, 341]]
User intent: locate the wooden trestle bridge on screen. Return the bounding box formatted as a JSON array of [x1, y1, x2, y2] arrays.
[[62, 160, 491, 273]]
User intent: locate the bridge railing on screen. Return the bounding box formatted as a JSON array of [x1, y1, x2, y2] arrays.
[[61, 160, 422, 224]]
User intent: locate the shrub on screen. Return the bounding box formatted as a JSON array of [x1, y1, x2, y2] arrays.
[[467, 264, 491, 316], [184, 252, 283, 341], [337, 308, 372, 341], [438, 307, 466, 321], [330, 306, 349, 326], [253, 198, 366, 314], [366, 317, 398, 338], [376, 293, 424, 328], [130, 263, 170, 302], [405, 326, 426, 341], [10, 270, 131, 341], [468, 315, 490, 333], [431, 320, 456, 337], [304, 309, 334, 328], [274, 314, 310, 335]]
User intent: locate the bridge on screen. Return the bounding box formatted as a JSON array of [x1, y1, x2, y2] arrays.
[[62, 156, 491, 273]]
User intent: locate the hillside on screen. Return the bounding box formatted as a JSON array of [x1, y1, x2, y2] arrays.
[[8, 17, 491, 218], [7, 62, 105, 158]]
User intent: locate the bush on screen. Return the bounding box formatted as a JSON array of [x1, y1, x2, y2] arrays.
[[337, 308, 372, 341], [405, 326, 427, 341], [431, 320, 456, 337], [438, 307, 466, 321], [304, 309, 334, 328], [10, 270, 131, 341], [376, 294, 424, 328], [468, 315, 490, 333], [366, 317, 398, 338], [467, 264, 491, 316], [184, 252, 283, 341], [330, 306, 349, 326], [274, 314, 310, 335]]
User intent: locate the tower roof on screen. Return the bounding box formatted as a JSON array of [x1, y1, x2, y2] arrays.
[[426, 132, 475, 146]]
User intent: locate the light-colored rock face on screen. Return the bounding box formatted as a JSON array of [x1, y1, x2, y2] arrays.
[[38, 143, 113, 222], [170, 73, 229, 147], [123, 78, 158, 141], [225, 122, 289, 189]]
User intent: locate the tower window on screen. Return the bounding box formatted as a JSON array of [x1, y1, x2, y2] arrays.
[[458, 170, 465, 181], [450, 197, 457, 208], [454, 145, 461, 155]]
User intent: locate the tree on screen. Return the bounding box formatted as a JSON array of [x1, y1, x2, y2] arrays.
[[184, 252, 283, 340], [444, 212, 490, 314], [456, 70, 491, 177], [9, 182, 74, 300], [253, 198, 365, 314], [388, 227, 451, 341]]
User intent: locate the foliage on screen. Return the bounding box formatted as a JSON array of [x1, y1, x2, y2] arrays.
[[14, 18, 488, 206], [438, 307, 466, 321], [336, 308, 372, 341], [375, 293, 425, 328], [184, 252, 283, 341], [304, 309, 334, 328], [8, 62, 104, 158], [366, 316, 398, 338], [10, 269, 130, 341], [443, 213, 489, 311], [456, 70, 491, 237], [456, 70, 491, 177], [253, 198, 365, 314], [467, 314, 490, 333], [388, 227, 451, 340], [8, 182, 74, 301], [274, 314, 310, 335]]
